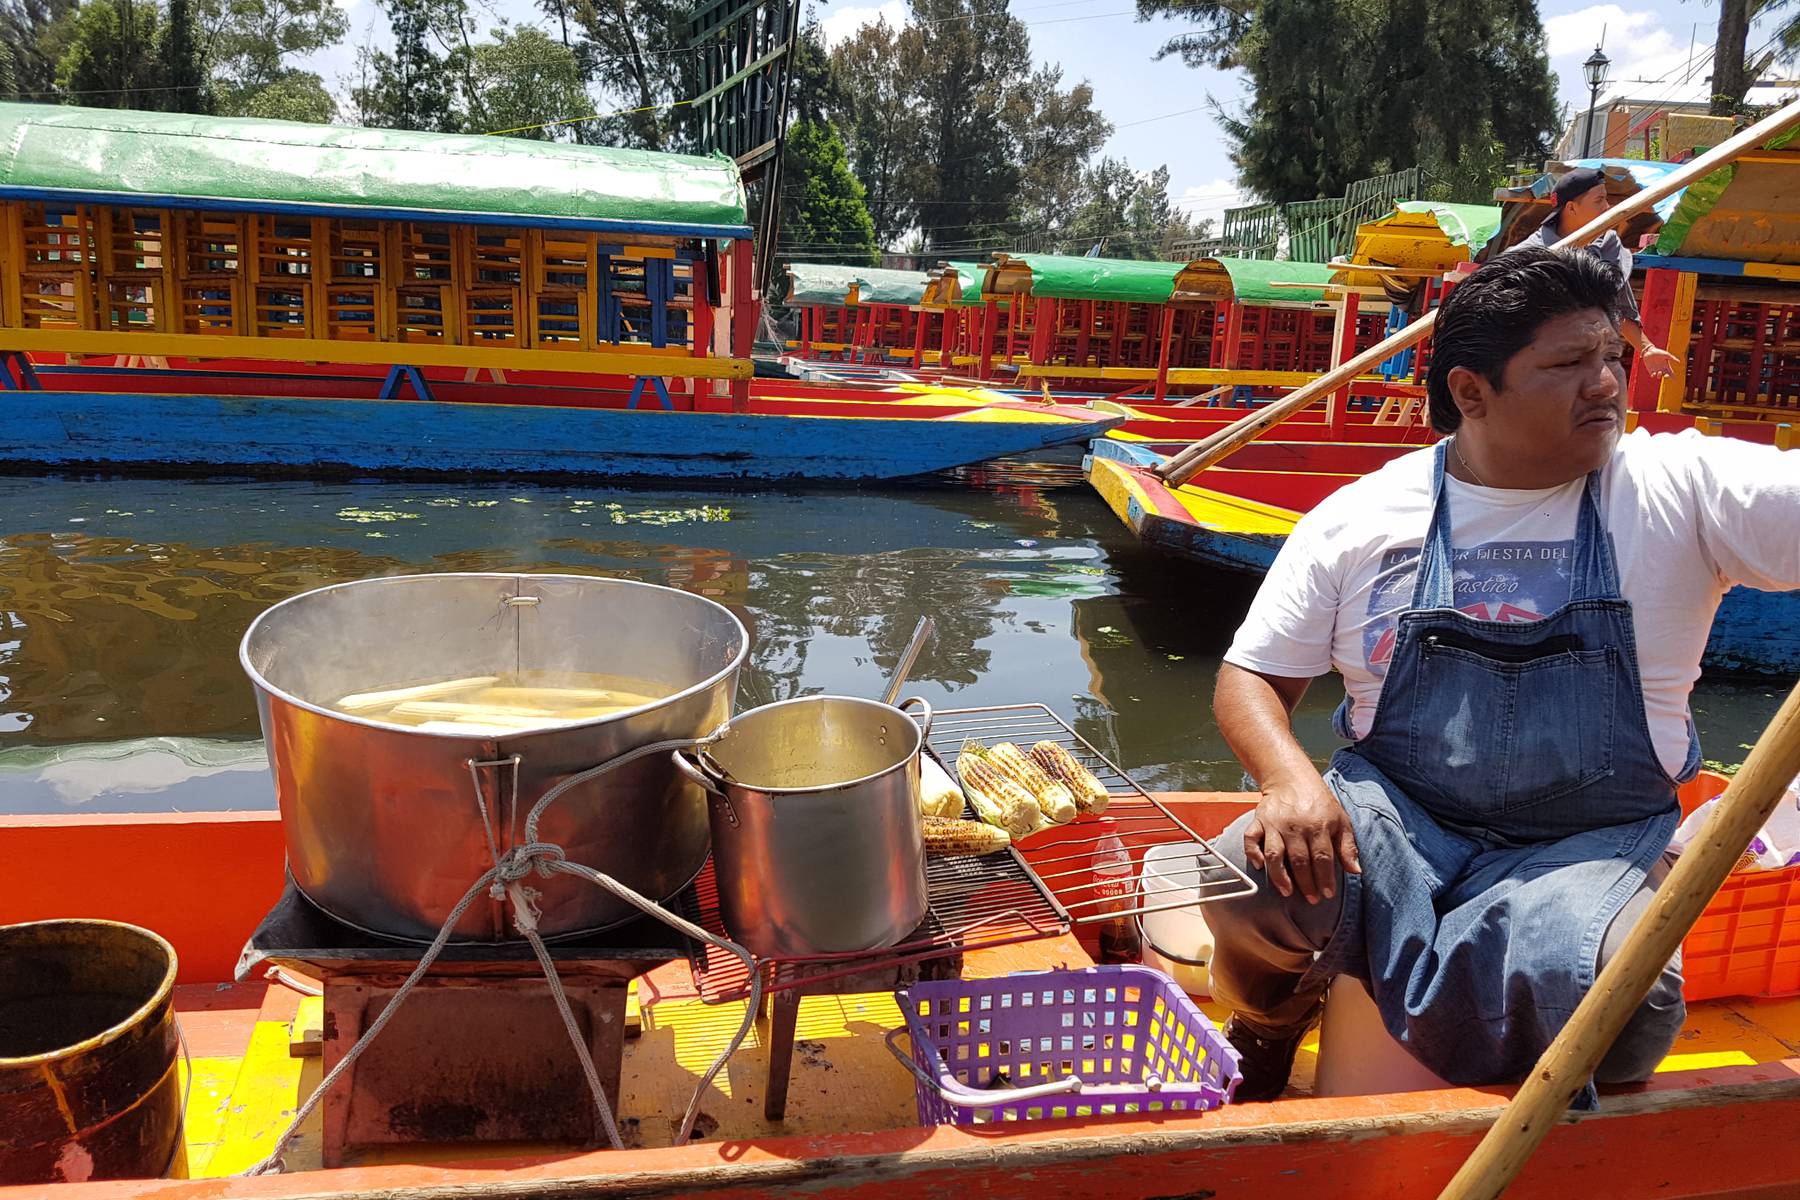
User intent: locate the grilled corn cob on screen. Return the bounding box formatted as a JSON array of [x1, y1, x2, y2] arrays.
[[957, 745, 1042, 838], [1029, 740, 1110, 815], [987, 742, 1077, 824], [922, 815, 1011, 856], [918, 753, 966, 819]]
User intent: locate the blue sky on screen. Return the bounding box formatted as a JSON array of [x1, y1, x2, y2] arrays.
[[304, 0, 1789, 228]]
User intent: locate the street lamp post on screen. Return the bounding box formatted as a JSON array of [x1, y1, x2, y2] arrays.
[[1583, 46, 1611, 157]]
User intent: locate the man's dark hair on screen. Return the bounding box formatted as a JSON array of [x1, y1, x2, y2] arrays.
[[1426, 246, 1622, 433]]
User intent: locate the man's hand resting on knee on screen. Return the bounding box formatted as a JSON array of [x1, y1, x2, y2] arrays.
[[1213, 662, 1361, 906], [1245, 771, 1360, 904]]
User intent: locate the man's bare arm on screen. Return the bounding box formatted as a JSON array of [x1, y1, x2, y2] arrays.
[[1214, 663, 1360, 904]]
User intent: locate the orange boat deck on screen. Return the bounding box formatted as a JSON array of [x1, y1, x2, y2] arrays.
[[7, 797, 1800, 1199]]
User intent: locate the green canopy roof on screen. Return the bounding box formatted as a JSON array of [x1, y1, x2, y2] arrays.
[[782, 263, 928, 306], [784, 262, 862, 305], [993, 254, 1182, 303], [1392, 201, 1503, 249], [0, 102, 749, 236], [849, 266, 929, 305], [1176, 257, 1338, 305], [945, 261, 987, 306]]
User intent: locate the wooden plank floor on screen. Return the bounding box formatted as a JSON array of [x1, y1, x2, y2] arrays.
[[169, 935, 1800, 1178]]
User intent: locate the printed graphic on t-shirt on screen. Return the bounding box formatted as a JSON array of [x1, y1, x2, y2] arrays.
[[1363, 539, 1576, 671]]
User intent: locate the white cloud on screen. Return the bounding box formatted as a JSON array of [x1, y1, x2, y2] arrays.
[[819, 1, 906, 48], [1542, 5, 1699, 107], [1172, 177, 1250, 232]]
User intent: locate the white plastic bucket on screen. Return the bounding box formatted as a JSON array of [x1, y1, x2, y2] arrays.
[[1137, 842, 1214, 997], [1313, 977, 1451, 1097]]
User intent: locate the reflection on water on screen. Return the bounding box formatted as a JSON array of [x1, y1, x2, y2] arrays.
[[0, 468, 1785, 814]]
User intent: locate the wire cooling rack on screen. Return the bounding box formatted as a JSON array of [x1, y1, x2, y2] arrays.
[[684, 701, 1253, 1002], [925, 703, 1255, 924]]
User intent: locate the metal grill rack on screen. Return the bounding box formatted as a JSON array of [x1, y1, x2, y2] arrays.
[[685, 819, 1067, 1004], [926, 703, 1256, 923]]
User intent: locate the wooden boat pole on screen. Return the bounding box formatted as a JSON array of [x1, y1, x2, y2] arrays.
[[1154, 95, 1800, 488], [1438, 675, 1800, 1200]]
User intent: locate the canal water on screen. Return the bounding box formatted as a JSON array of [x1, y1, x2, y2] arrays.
[[0, 461, 1784, 814]]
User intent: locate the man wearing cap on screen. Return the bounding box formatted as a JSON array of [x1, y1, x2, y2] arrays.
[[1507, 167, 1679, 382]]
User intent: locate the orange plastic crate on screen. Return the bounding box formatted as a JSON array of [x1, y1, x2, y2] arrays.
[[1678, 772, 1800, 1002]]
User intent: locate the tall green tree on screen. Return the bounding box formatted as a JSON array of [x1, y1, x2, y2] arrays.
[[828, 18, 927, 245], [904, 0, 1030, 250], [466, 26, 588, 137], [787, 20, 840, 125], [1131, 0, 1256, 68], [347, 0, 459, 131], [236, 68, 331, 118], [779, 118, 879, 266], [1061, 159, 1200, 258], [1210, 0, 1556, 203], [196, 0, 346, 117], [562, 0, 692, 149], [1700, 0, 1800, 116], [1003, 65, 1113, 244], [156, 0, 210, 110], [57, 0, 168, 108], [1, 0, 79, 99]]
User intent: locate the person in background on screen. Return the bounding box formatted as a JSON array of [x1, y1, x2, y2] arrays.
[[1203, 246, 1800, 1103], [1507, 166, 1679, 383]]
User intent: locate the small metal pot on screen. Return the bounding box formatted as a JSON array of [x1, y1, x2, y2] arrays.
[[674, 695, 931, 958]]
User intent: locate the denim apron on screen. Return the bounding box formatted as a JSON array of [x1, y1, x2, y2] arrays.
[[1309, 441, 1699, 1087]]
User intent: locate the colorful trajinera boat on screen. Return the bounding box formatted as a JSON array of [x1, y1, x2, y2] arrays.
[[1083, 135, 1800, 677], [0, 104, 1117, 481], [8, 757, 1800, 1198]]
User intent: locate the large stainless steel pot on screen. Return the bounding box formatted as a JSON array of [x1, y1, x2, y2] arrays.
[[240, 573, 748, 942], [674, 695, 930, 958]]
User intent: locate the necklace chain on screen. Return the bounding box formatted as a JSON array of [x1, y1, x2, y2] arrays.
[[1452, 437, 1491, 489]]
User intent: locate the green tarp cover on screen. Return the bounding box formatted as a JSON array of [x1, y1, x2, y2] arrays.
[[1007, 254, 1182, 303], [1210, 257, 1337, 304], [946, 261, 987, 306], [784, 262, 862, 306], [1392, 201, 1503, 249], [782, 263, 928, 306], [850, 266, 929, 305], [0, 102, 748, 234]]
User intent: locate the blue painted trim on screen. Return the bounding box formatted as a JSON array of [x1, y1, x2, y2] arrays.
[[648, 259, 671, 348], [625, 376, 673, 411], [1, 349, 42, 390], [0, 185, 753, 241], [1633, 254, 1748, 278], [378, 365, 434, 401], [0, 389, 1124, 483]]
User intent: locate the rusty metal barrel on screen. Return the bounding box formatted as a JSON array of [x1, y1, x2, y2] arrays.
[[0, 920, 182, 1184]]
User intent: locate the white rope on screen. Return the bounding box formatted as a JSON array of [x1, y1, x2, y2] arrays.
[[244, 731, 757, 1175]]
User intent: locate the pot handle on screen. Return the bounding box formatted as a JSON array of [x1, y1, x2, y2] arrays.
[[883, 1027, 1084, 1105], [897, 695, 933, 740], [671, 748, 740, 828]]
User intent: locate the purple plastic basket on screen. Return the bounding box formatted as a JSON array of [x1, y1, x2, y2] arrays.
[[891, 965, 1241, 1126]]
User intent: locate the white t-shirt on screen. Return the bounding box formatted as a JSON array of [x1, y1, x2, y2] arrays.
[[1225, 429, 1800, 776]]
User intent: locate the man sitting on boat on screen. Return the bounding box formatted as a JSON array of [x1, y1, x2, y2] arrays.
[[1205, 246, 1800, 1102]]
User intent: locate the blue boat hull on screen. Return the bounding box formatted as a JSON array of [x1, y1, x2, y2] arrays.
[[1, 390, 1120, 482]]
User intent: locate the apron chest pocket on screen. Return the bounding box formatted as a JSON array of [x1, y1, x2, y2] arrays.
[[1406, 636, 1618, 820]]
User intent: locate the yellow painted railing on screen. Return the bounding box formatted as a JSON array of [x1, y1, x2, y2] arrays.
[[0, 199, 745, 379]]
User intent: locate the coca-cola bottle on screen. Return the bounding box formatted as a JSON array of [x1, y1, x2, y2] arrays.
[[1092, 828, 1141, 963]]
